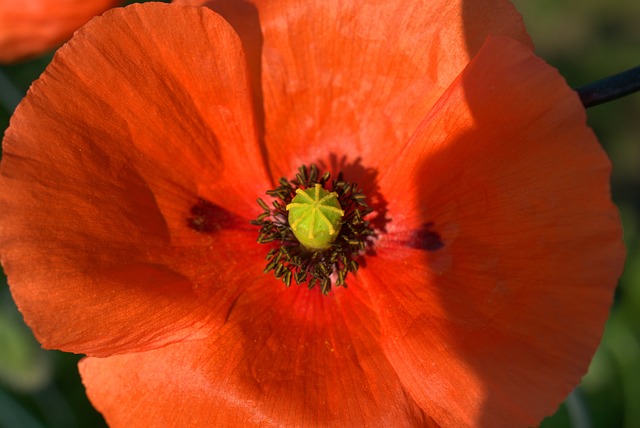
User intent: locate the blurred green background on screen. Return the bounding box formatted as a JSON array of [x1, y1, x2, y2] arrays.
[[0, 1, 639, 427]]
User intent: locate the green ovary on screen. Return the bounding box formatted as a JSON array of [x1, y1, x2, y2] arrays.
[[286, 183, 344, 250]]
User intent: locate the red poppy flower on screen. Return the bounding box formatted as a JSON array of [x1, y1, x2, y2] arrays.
[[0, 2, 625, 427], [0, 0, 122, 63]]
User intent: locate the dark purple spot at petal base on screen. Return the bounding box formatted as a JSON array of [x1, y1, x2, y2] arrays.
[[408, 223, 444, 251], [187, 198, 241, 233]]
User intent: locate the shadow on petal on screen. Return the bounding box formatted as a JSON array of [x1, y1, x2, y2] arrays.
[[421, 36, 624, 425]]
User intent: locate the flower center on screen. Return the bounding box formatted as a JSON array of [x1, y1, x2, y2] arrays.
[[286, 184, 344, 250], [251, 165, 374, 294]]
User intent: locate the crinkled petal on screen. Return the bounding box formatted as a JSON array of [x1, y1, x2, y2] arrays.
[[80, 279, 433, 427], [0, 0, 122, 63], [174, 0, 531, 187], [363, 37, 625, 427], [0, 3, 270, 357]]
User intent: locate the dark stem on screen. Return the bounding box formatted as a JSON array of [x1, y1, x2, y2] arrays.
[[578, 66, 640, 108]]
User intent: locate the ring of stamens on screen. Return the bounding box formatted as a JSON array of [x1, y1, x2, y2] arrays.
[[251, 165, 375, 294]]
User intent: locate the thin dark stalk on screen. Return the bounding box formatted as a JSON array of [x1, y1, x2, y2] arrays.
[[578, 66, 640, 108]]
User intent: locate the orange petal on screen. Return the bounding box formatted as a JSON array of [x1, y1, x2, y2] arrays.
[[0, 0, 122, 63], [362, 37, 625, 426], [175, 0, 531, 185], [0, 3, 270, 356], [80, 279, 434, 426]]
